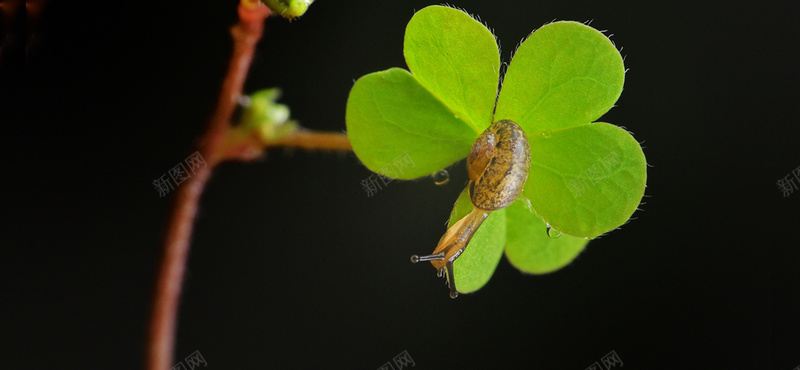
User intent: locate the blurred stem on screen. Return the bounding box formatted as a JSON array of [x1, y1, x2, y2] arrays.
[[267, 129, 352, 151], [146, 3, 268, 369], [146, 1, 347, 369], [221, 128, 352, 160]]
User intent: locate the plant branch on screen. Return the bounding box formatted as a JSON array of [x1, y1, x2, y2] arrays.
[[147, 2, 270, 369], [147, 2, 349, 368]]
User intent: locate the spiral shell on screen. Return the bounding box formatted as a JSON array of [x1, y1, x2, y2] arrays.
[[468, 119, 531, 210]]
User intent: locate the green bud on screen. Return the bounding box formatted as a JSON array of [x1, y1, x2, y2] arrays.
[[240, 88, 298, 142], [261, 0, 314, 20]]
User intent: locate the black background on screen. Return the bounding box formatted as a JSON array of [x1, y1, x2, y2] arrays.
[[10, 0, 800, 369]]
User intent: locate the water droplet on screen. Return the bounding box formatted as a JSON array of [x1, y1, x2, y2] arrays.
[[432, 170, 450, 185], [546, 224, 562, 239], [518, 196, 534, 212], [542, 130, 552, 139], [449, 290, 459, 299], [410, 255, 420, 263], [238, 95, 251, 107]]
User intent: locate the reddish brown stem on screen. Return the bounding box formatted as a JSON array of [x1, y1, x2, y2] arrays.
[[146, 2, 270, 369]]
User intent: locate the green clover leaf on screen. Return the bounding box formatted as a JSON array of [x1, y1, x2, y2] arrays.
[[346, 5, 646, 294]]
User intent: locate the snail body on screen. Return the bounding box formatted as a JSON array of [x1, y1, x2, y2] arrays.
[[412, 119, 530, 298]]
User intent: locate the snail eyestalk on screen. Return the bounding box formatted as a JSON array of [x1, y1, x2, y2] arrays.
[[412, 119, 530, 298], [410, 252, 445, 263]]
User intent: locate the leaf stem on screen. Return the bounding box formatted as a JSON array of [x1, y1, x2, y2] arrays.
[[220, 128, 352, 161], [267, 129, 352, 151]]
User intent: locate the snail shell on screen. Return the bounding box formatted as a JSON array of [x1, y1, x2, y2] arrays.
[[468, 119, 531, 210]]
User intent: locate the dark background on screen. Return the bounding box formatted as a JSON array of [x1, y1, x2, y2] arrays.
[[9, 0, 799, 369]]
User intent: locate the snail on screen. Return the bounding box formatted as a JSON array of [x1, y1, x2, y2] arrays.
[[411, 119, 531, 298]]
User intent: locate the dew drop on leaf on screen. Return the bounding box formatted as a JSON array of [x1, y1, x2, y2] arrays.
[[518, 196, 534, 212], [433, 170, 450, 185], [546, 224, 562, 239]]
